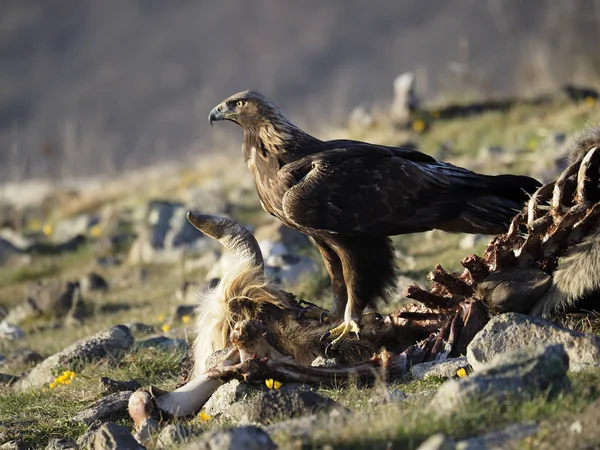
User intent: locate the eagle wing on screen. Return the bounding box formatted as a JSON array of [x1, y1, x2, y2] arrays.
[[279, 143, 489, 235]]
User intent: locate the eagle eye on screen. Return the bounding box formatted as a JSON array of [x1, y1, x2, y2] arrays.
[[236, 100, 245, 108]]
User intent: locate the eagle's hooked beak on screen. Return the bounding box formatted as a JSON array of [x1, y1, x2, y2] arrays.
[[208, 104, 227, 126]]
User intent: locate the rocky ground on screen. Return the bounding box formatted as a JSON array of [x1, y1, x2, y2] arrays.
[[1, 93, 600, 449]]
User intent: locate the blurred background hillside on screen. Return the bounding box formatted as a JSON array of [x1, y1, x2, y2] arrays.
[[2, 0, 600, 181]]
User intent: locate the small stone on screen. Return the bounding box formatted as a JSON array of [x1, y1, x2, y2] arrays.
[[368, 388, 407, 406], [0, 321, 24, 340], [126, 323, 156, 336], [187, 425, 275, 450], [411, 357, 469, 380], [417, 433, 456, 450], [0, 349, 43, 374], [132, 418, 159, 446], [80, 272, 109, 293], [0, 441, 27, 450], [16, 325, 134, 390], [231, 389, 346, 424], [0, 373, 18, 385], [72, 391, 133, 425], [202, 379, 259, 418], [87, 422, 145, 450], [429, 343, 570, 418], [467, 313, 600, 372], [455, 421, 538, 449], [172, 304, 195, 323], [266, 414, 319, 441], [156, 423, 191, 449], [133, 336, 188, 353], [100, 377, 141, 395], [44, 438, 79, 450]]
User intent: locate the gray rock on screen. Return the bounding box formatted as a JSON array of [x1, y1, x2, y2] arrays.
[[411, 357, 469, 380], [232, 389, 345, 424], [0, 321, 24, 340], [99, 377, 141, 395], [0, 349, 43, 374], [16, 325, 134, 390], [467, 313, 600, 372], [204, 348, 233, 370], [202, 379, 258, 418], [72, 391, 132, 425], [429, 343, 570, 418], [0, 373, 18, 385], [266, 414, 319, 440], [266, 254, 318, 287], [126, 323, 156, 336], [156, 423, 191, 449], [128, 200, 215, 264], [87, 422, 145, 450], [0, 441, 27, 450], [133, 336, 188, 353], [132, 418, 159, 446], [25, 280, 83, 319], [417, 433, 456, 450], [44, 438, 79, 450], [172, 304, 195, 323], [368, 388, 407, 406], [255, 221, 310, 255], [455, 421, 538, 450], [391, 72, 417, 124], [186, 425, 276, 450], [80, 272, 109, 293], [3, 299, 40, 324]]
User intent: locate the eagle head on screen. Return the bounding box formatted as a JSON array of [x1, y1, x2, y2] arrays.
[[209, 90, 283, 129]]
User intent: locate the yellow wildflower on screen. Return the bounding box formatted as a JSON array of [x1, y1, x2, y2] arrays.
[[89, 225, 102, 237], [162, 323, 171, 333], [412, 119, 426, 133], [49, 382, 57, 389], [42, 224, 53, 236], [266, 379, 282, 390], [585, 96, 595, 106], [199, 411, 211, 422], [181, 315, 191, 325], [456, 367, 468, 378]]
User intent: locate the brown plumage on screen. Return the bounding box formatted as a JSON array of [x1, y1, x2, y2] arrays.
[[209, 90, 541, 348]]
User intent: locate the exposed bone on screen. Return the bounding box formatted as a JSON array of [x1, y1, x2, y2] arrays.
[[575, 147, 599, 204], [551, 161, 579, 212], [186, 211, 265, 271], [527, 183, 554, 227], [427, 265, 473, 297], [128, 347, 241, 428], [460, 254, 490, 282], [404, 283, 455, 309]]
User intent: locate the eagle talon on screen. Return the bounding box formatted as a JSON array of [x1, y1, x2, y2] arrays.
[[324, 343, 336, 358], [320, 319, 361, 350]]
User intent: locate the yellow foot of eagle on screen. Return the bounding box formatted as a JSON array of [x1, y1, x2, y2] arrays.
[[319, 319, 361, 355]]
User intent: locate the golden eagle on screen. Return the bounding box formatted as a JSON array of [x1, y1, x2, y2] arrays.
[[209, 90, 541, 349]]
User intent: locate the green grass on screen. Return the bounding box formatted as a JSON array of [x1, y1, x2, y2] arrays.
[[270, 369, 600, 450]]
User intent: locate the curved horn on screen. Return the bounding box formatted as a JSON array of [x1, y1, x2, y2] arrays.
[[186, 211, 265, 271]]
